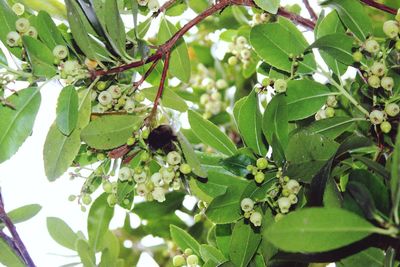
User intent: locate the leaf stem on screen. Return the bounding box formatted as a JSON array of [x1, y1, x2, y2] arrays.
[[359, 0, 397, 15]]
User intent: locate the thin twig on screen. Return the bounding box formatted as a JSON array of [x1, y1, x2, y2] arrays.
[[152, 0, 178, 17], [0, 190, 36, 267], [359, 0, 397, 15], [302, 0, 318, 21], [133, 59, 160, 89], [277, 7, 315, 30]]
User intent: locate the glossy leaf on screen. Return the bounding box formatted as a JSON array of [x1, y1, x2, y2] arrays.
[[221, 154, 255, 177], [81, 115, 143, 150], [391, 128, 400, 224], [47, 217, 79, 251], [306, 117, 361, 139], [200, 245, 226, 265], [0, 238, 25, 267], [133, 192, 185, 220], [36, 11, 67, 50], [22, 36, 57, 78], [0, 0, 21, 58], [309, 33, 354, 65], [337, 247, 385, 267], [0, 88, 41, 163], [56, 85, 79, 136], [254, 0, 280, 14], [170, 225, 201, 256], [177, 132, 207, 178], [263, 94, 289, 149], [188, 110, 237, 156], [265, 208, 381, 253], [7, 204, 41, 225], [142, 87, 188, 112]]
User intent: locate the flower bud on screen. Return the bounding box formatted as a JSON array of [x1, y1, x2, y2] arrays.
[[369, 110, 385, 125], [381, 77, 394, 91], [385, 103, 400, 117], [15, 18, 30, 33], [119, 167, 132, 181], [250, 211, 262, 227], [151, 172, 164, 186], [98, 91, 113, 106], [240, 198, 254, 212], [186, 255, 198, 267], [383, 20, 399, 38], [380, 121, 392, 133], [277, 197, 291, 214], [53, 45, 69, 60], [167, 151, 182, 165], [364, 39, 380, 54], [274, 79, 287, 93]]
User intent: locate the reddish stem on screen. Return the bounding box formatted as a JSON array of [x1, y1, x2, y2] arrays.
[[277, 7, 315, 30], [303, 0, 318, 21], [359, 0, 397, 15], [133, 59, 160, 89], [152, 0, 177, 17]]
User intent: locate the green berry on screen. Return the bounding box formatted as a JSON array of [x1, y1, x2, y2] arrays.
[[256, 158, 268, 170], [102, 181, 113, 193], [97, 153, 106, 161], [68, 195, 76, 201], [126, 136, 135, 146], [364, 39, 380, 54], [6, 31, 20, 47], [12, 3, 25, 16], [250, 211, 262, 227], [368, 75, 381, 89], [15, 18, 30, 33], [352, 51, 363, 62], [325, 107, 335, 118], [274, 79, 287, 93], [140, 151, 150, 161], [25, 26, 38, 38], [186, 255, 198, 266], [107, 85, 122, 99], [97, 81, 107, 91], [81, 194, 92, 205], [380, 121, 392, 133], [254, 171, 265, 183], [383, 20, 399, 38], [286, 179, 301, 194], [370, 62, 386, 77], [98, 91, 113, 106], [228, 56, 238, 66], [277, 197, 291, 214], [141, 128, 150, 139], [241, 198, 254, 212], [134, 91, 145, 102], [246, 165, 254, 171], [53, 45, 69, 60], [167, 151, 182, 165], [172, 255, 186, 267], [385, 103, 400, 117], [381, 77, 394, 91], [369, 110, 385, 125], [179, 163, 192, 174], [107, 194, 117, 207]]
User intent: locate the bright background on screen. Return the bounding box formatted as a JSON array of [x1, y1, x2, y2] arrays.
[[0, 0, 329, 266]]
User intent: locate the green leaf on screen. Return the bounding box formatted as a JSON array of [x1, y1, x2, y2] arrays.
[[309, 33, 354, 65], [337, 247, 385, 267], [188, 110, 237, 156], [81, 115, 143, 150], [391, 128, 400, 224], [0, 88, 41, 163], [200, 245, 226, 265], [7, 204, 41, 225], [0, 47, 7, 66], [285, 80, 331, 121], [0, 0, 22, 58], [44, 89, 91, 181], [47, 217, 79, 251], [237, 91, 268, 155], [221, 154, 255, 177], [327, 0, 372, 41], [177, 132, 207, 178], [229, 219, 261, 267], [306, 117, 361, 139], [264, 208, 382, 253], [88, 194, 114, 251], [253, 0, 280, 14], [99, 231, 120, 267], [65, 0, 111, 62], [250, 19, 316, 73], [76, 239, 96, 267], [56, 85, 79, 136], [22, 36, 57, 78], [158, 18, 191, 83], [36, 11, 67, 50], [263, 94, 289, 149], [142, 87, 188, 112], [170, 225, 201, 256], [133, 192, 185, 220], [0, 238, 25, 267]]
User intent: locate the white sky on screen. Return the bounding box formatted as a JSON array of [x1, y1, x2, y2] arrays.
[[0, 1, 330, 266]]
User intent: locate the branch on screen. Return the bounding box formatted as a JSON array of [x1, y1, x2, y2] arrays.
[[0, 190, 36, 267], [359, 0, 397, 15], [277, 7, 315, 30], [302, 0, 318, 21], [152, 0, 177, 17]]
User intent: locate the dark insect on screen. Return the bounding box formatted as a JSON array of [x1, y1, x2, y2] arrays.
[[147, 125, 177, 153]]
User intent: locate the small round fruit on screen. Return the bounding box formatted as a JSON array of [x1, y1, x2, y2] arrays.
[[326, 95, 337, 107], [148, 0, 159, 12], [250, 211, 262, 227], [6, 31, 20, 47], [352, 51, 363, 62], [150, 172, 163, 186], [102, 181, 113, 193], [286, 179, 301, 194], [288, 193, 298, 204], [274, 79, 287, 93], [179, 163, 192, 174], [97, 153, 106, 161], [126, 136, 135, 146], [107, 85, 122, 99], [97, 81, 107, 91], [84, 58, 98, 70], [186, 255, 199, 267], [228, 56, 238, 66], [385, 103, 400, 117], [81, 194, 92, 205], [53, 45, 69, 60], [380, 121, 392, 133], [364, 39, 380, 54], [368, 75, 381, 89], [119, 167, 132, 181], [152, 187, 166, 202], [256, 158, 268, 170], [277, 197, 291, 214], [370, 62, 386, 77], [134, 91, 145, 102], [107, 194, 117, 207], [184, 248, 193, 256], [98, 91, 113, 105], [254, 171, 265, 183], [241, 198, 254, 212], [172, 255, 186, 267], [15, 18, 30, 33], [167, 151, 182, 165], [325, 107, 335, 118], [383, 20, 399, 38], [381, 77, 394, 91], [369, 110, 385, 125], [12, 3, 25, 16], [25, 26, 38, 38]]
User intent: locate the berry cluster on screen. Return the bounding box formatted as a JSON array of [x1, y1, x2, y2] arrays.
[[172, 248, 199, 267], [227, 36, 253, 68], [315, 95, 337, 120], [246, 158, 270, 184], [199, 91, 223, 119], [6, 17, 37, 47], [240, 198, 262, 227], [252, 12, 271, 25]]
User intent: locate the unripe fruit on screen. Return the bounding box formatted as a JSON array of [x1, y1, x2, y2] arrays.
[[385, 103, 400, 117], [12, 3, 25, 15], [97, 153, 106, 161], [186, 255, 199, 267], [25, 26, 38, 39], [240, 49, 251, 60], [53, 45, 68, 60], [380, 121, 392, 133], [126, 136, 135, 146], [381, 77, 394, 91], [286, 179, 301, 194], [364, 39, 380, 54], [167, 151, 182, 165], [84, 58, 98, 70], [383, 20, 399, 38], [97, 81, 107, 91], [134, 91, 145, 102], [256, 158, 268, 170], [151, 172, 164, 186], [325, 107, 335, 118], [368, 75, 381, 89], [179, 163, 192, 174], [6, 31, 20, 47], [81, 194, 92, 205], [152, 187, 166, 202], [107, 194, 117, 207], [254, 171, 265, 183], [140, 151, 150, 161], [119, 167, 132, 181], [352, 51, 363, 62], [277, 197, 291, 214], [107, 85, 122, 99], [148, 0, 159, 12], [133, 171, 147, 183], [250, 211, 262, 227], [370, 62, 386, 77], [228, 56, 238, 65], [172, 255, 186, 267], [369, 110, 385, 125], [274, 79, 287, 93], [184, 248, 193, 256], [98, 91, 113, 105], [241, 198, 254, 212], [102, 181, 113, 193], [288, 194, 298, 204], [15, 18, 30, 33]]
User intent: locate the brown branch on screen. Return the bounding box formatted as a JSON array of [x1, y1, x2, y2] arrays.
[[302, 0, 318, 21], [152, 0, 178, 17], [133, 58, 160, 89], [277, 7, 316, 30], [359, 0, 397, 15]]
